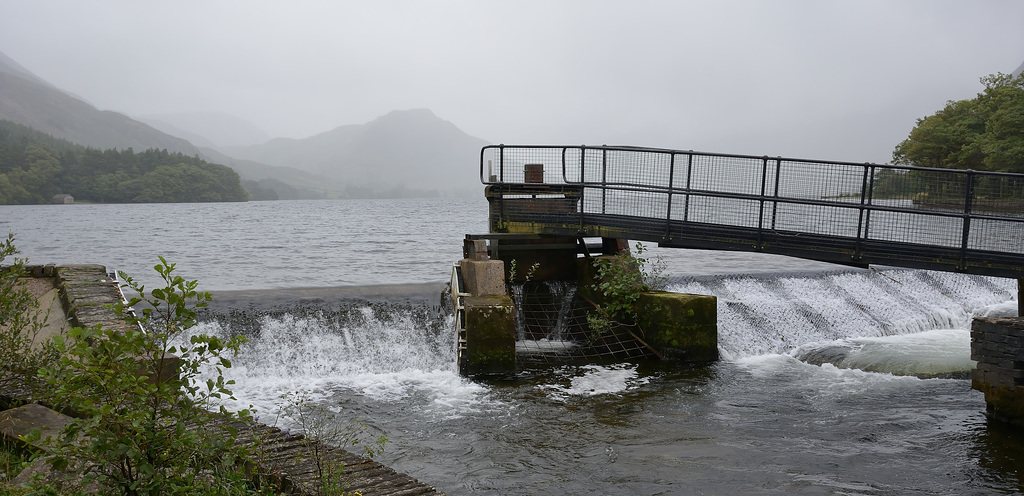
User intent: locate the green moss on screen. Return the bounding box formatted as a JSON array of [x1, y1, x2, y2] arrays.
[[463, 296, 517, 376], [635, 292, 718, 362]]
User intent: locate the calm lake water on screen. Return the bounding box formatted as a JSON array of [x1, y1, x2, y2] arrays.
[[3, 199, 1023, 495]]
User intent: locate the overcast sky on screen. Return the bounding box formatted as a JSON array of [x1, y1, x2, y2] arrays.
[[1, 0, 1022, 164]]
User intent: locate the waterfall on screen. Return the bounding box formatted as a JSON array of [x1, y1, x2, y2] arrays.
[[668, 268, 1017, 375]]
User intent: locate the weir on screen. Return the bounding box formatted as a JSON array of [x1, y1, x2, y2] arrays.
[[456, 144, 1024, 426]]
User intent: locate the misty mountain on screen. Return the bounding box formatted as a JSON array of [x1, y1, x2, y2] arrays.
[[0, 51, 331, 200], [139, 112, 272, 148], [0, 59, 201, 156], [223, 109, 488, 197]]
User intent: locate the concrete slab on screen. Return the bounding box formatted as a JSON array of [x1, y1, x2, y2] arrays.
[[0, 403, 74, 449]]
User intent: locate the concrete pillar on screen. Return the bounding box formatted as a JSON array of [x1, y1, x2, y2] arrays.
[[461, 296, 516, 376], [461, 259, 506, 296], [971, 317, 1024, 426], [634, 292, 718, 362]]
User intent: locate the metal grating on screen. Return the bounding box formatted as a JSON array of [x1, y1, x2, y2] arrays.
[[511, 281, 655, 365]]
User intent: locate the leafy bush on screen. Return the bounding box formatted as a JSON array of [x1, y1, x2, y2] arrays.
[[29, 257, 255, 496], [0, 233, 58, 400], [587, 242, 666, 340]]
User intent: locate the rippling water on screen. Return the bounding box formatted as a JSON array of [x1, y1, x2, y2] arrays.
[[3, 199, 1023, 495]]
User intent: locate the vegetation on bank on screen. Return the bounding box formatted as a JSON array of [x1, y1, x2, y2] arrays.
[[1, 235, 383, 495], [0, 120, 249, 204]]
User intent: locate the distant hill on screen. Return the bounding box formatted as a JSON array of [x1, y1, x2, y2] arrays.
[[0, 51, 327, 200], [138, 112, 272, 148], [0, 51, 488, 199], [0, 63, 201, 156], [223, 109, 488, 197]]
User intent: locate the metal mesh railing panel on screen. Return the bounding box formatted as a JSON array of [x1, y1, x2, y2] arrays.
[[775, 160, 864, 200], [864, 209, 964, 247], [481, 146, 570, 184], [767, 201, 862, 237], [968, 217, 1024, 254], [673, 195, 762, 228], [687, 154, 765, 195]]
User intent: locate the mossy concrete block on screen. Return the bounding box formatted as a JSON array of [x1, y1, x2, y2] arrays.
[[635, 291, 718, 362], [461, 259, 507, 296], [463, 296, 516, 376]]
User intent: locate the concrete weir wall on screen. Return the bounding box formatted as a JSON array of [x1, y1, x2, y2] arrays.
[[972, 316, 1024, 427]]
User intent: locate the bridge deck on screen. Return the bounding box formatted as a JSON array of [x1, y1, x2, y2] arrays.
[[480, 145, 1024, 279]]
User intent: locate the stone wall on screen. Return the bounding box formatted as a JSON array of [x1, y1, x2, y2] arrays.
[[971, 317, 1024, 426]]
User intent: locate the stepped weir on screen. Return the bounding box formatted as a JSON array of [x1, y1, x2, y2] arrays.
[[454, 144, 1024, 426]]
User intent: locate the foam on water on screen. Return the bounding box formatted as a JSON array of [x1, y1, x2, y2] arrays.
[[539, 363, 650, 401], [186, 308, 495, 420]]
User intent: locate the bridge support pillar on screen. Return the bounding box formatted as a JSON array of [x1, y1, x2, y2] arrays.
[[1018, 278, 1022, 317], [971, 317, 1024, 427]]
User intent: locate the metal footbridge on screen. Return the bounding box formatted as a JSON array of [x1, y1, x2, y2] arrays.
[[480, 144, 1024, 279]]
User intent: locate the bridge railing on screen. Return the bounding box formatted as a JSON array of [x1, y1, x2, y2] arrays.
[[480, 144, 1024, 274]]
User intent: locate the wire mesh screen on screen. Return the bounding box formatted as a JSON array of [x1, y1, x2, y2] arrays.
[[512, 281, 655, 365]]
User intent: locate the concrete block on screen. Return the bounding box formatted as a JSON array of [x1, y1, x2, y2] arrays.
[[461, 259, 507, 297], [462, 296, 516, 376], [634, 291, 718, 362]]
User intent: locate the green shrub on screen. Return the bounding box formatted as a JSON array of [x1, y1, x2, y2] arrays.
[[28, 257, 256, 496], [0, 233, 59, 400]]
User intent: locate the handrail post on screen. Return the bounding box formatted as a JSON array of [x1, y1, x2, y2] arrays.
[[600, 147, 608, 214], [756, 156, 769, 250], [959, 170, 975, 271], [665, 152, 676, 240], [498, 144, 505, 183], [683, 152, 693, 222], [854, 164, 871, 261], [770, 157, 782, 230], [581, 145, 588, 233]]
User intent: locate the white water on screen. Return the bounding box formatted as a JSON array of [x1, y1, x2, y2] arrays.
[[669, 268, 1017, 362], [192, 268, 1017, 423]]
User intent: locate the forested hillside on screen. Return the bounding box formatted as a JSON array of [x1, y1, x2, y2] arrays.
[[0, 120, 248, 204]]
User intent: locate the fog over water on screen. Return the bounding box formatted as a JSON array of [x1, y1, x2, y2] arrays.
[[2, 1, 1023, 164]]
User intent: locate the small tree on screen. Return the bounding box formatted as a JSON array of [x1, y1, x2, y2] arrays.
[[0, 233, 58, 399], [31, 257, 255, 496], [586, 242, 666, 341]]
